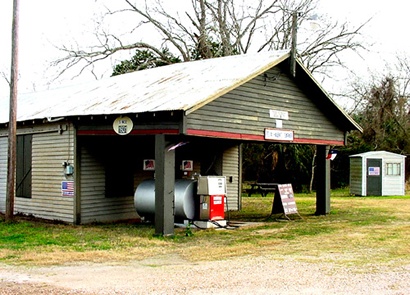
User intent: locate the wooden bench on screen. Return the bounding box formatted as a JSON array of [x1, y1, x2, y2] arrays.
[[247, 183, 278, 197]]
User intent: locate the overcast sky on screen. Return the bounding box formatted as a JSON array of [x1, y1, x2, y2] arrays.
[[0, 0, 409, 107]]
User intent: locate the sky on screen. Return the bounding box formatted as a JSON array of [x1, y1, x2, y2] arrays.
[[0, 0, 409, 109]]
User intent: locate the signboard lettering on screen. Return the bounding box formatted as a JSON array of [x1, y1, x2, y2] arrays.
[[271, 183, 301, 219], [269, 110, 289, 120], [265, 128, 294, 141]]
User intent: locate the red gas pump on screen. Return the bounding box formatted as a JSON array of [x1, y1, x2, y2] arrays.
[[196, 176, 226, 221]]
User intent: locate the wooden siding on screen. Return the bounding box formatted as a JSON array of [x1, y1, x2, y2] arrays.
[[186, 67, 344, 142], [222, 145, 240, 211], [0, 137, 7, 212], [12, 124, 75, 222], [79, 140, 140, 224], [381, 155, 406, 196], [349, 158, 363, 196]]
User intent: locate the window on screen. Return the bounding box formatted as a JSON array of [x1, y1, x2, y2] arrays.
[[386, 163, 401, 176], [16, 134, 32, 198]]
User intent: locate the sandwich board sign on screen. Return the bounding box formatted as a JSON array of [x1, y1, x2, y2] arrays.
[[270, 183, 302, 220]]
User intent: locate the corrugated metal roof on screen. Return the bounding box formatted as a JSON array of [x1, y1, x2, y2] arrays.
[[0, 51, 290, 124], [350, 151, 407, 158]]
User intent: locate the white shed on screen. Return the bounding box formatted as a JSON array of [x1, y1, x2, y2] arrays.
[[349, 151, 406, 196]]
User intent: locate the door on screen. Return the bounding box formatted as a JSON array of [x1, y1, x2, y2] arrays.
[[366, 158, 382, 196]]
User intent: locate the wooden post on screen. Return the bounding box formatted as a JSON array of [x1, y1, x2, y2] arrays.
[[6, 0, 20, 221], [315, 145, 331, 215], [73, 126, 81, 225], [154, 134, 175, 236]]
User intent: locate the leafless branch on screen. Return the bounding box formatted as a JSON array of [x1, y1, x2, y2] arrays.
[[52, 0, 368, 81], [1, 71, 10, 85]]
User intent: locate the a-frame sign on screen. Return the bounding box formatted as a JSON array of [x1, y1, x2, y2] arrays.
[[270, 183, 302, 220]]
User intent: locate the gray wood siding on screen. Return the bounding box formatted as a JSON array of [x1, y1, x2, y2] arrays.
[[187, 67, 344, 142], [0, 137, 7, 212], [13, 124, 75, 223], [349, 158, 363, 195], [222, 145, 240, 211], [80, 144, 139, 224]]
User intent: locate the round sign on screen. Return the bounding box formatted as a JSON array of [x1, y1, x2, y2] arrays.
[[113, 116, 133, 135]]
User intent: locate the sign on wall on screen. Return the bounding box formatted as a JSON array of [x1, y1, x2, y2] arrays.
[[143, 159, 155, 171], [182, 160, 193, 171], [368, 167, 380, 176], [113, 116, 133, 135], [61, 181, 74, 197], [269, 109, 289, 120], [264, 128, 294, 141]]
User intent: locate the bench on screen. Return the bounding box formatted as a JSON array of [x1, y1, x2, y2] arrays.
[[247, 183, 278, 197]]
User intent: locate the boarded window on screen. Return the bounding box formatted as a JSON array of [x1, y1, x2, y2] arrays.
[[16, 134, 32, 198], [386, 163, 401, 176]]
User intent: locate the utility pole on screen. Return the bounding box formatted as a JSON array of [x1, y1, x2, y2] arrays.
[[6, 0, 20, 221], [290, 11, 298, 78]]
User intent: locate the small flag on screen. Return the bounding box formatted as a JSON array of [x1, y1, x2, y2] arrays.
[[61, 181, 74, 197], [326, 149, 337, 160]]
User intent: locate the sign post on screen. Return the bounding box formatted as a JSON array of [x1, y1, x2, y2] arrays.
[[271, 183, 302, 220]]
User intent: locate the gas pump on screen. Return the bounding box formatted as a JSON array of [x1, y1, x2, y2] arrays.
[[196, 176, 226, 221]]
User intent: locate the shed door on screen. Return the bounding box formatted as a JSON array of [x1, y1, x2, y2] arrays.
[[366, 159, 382, 196]]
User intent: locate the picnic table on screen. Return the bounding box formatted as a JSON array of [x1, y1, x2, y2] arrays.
[[247, 183, 278, 197]]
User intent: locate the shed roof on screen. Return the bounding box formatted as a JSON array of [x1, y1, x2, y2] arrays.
[[0, 50, 361, 132], [350, 151, 406, 158]]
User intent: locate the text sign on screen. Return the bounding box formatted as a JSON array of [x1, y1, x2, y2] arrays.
[[271, 183, 299, 216], [368, 167, 380, 176], [269, 109, 289, 120], [265, 128, 294, 141], [113, 116, 133, 135]]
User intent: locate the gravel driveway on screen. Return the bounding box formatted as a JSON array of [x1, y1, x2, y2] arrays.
[[1, 255, 409, 294]]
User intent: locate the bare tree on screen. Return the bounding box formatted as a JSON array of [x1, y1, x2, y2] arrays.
[[52, 0, 367, 79], [349, 74, 409, 154], [50, 0, 370, 192]]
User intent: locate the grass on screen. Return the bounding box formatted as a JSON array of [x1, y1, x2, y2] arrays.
[[0, 188, 409, 269]]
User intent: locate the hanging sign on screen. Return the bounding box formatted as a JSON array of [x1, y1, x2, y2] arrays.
[[271, 183, 301, 219], [113, 116, 133, 135]]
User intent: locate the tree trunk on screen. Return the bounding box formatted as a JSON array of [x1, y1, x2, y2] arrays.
[[309, 146, 317, 193]]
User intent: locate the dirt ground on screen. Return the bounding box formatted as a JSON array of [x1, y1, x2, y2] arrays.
[[1, 254, 410, 295]]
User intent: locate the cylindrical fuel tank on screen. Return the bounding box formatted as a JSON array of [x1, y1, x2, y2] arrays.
[[134, 179, 196, 221]]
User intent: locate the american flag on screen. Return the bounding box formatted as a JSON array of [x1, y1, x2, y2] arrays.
[[61, 181, 74, 197]]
